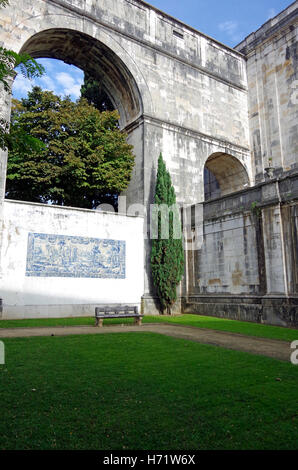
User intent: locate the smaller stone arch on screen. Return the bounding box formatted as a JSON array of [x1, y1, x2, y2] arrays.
[[204, 152, 250, 201]]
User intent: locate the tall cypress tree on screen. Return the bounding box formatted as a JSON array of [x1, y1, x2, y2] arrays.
[[150, 153, 185, 314]]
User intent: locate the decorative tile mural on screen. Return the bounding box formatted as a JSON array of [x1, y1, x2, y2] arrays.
[[25, 233, 126, 278]]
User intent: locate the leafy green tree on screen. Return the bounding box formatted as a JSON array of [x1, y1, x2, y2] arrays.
[[80, 71, 114, 112], [6, 87, 135, 208], [150, 153, 185, 314]]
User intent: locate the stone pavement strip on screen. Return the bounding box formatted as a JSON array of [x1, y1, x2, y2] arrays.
[[0, 323, 292, 362]]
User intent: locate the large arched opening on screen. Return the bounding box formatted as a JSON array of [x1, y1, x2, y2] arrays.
[[4, 28, 146, 210], [204, 152, 250, 201], [18, 28, 143, 129]]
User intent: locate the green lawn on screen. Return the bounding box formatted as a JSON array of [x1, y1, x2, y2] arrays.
[[0, 314, 297, 342], [0, 332, 297, 450]]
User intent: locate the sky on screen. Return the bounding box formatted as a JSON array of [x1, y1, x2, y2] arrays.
[[12, 0, 293, 101], [13, 59, 84, 101], [148, 0, 292, 45]]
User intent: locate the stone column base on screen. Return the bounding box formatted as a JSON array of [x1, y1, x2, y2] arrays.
[[141, 294, 182, 316]]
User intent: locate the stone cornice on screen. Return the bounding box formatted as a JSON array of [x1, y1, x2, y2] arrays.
[[123, 113, 250, 154], [45, 0, 247, 92], [142, 114, 251, 154], [236, 4, 298, 56]]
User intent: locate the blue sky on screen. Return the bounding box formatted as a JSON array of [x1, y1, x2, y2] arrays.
[[13, 58, 84, 101], [12, 0, 293, 101], [149, 0, 292, 45]]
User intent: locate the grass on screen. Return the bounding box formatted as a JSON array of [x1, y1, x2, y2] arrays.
[[0, 314, 297, 342], [0, 332, 297, 450]]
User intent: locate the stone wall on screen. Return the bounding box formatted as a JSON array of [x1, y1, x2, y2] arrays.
[[0, 200, 144, 319], [183, 173, 298, 327], [0, 0, 297, 324], [236, 3, 298, 182], [0, 0, 252, 311], [0, 0, 251, 210]]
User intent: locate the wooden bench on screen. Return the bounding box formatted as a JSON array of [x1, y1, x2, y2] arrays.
[[95, 305, 143, 327]]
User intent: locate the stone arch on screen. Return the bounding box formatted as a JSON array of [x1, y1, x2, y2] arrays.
[[0, 18, 155, 207], [18, 28, 144, 129], [204, 152, 250, 201]]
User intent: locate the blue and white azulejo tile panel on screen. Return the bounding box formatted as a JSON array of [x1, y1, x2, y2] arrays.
[[25, 233, 126, 278]]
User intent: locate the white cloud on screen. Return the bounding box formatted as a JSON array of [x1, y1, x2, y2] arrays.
[[218, 20, 244, 43], [40, 75, 58, 93], [69, 84, 82, 100], [219, 20, 238, 35], [13, 74, 35, 95], [12, 60, 84, 101], [267, 8, 277, 20], [55, 72, 83, 99], [56, 72, 75, 89]]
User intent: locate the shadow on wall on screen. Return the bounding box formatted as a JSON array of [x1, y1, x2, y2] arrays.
[[204, 153, 250, 201], [0, 283, 143, 319]]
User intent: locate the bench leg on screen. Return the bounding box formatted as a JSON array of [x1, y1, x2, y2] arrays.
[[95, 318, 103, 327]]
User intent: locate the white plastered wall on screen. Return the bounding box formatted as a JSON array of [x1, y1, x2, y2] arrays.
[[0, 200, 144, 319]]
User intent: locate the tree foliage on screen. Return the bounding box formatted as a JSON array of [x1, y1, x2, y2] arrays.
[[0, 47, 44, 94], [80, 71, 114, 112], [6, 87, 135, 208], [150, 153, 185, 314]]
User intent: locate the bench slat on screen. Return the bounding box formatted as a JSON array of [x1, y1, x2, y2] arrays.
[[95, 305, 138, 316], [96, 314, 143, 318]]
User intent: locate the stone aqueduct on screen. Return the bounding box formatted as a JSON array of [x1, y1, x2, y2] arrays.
[[0, 0, 297, 326]]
